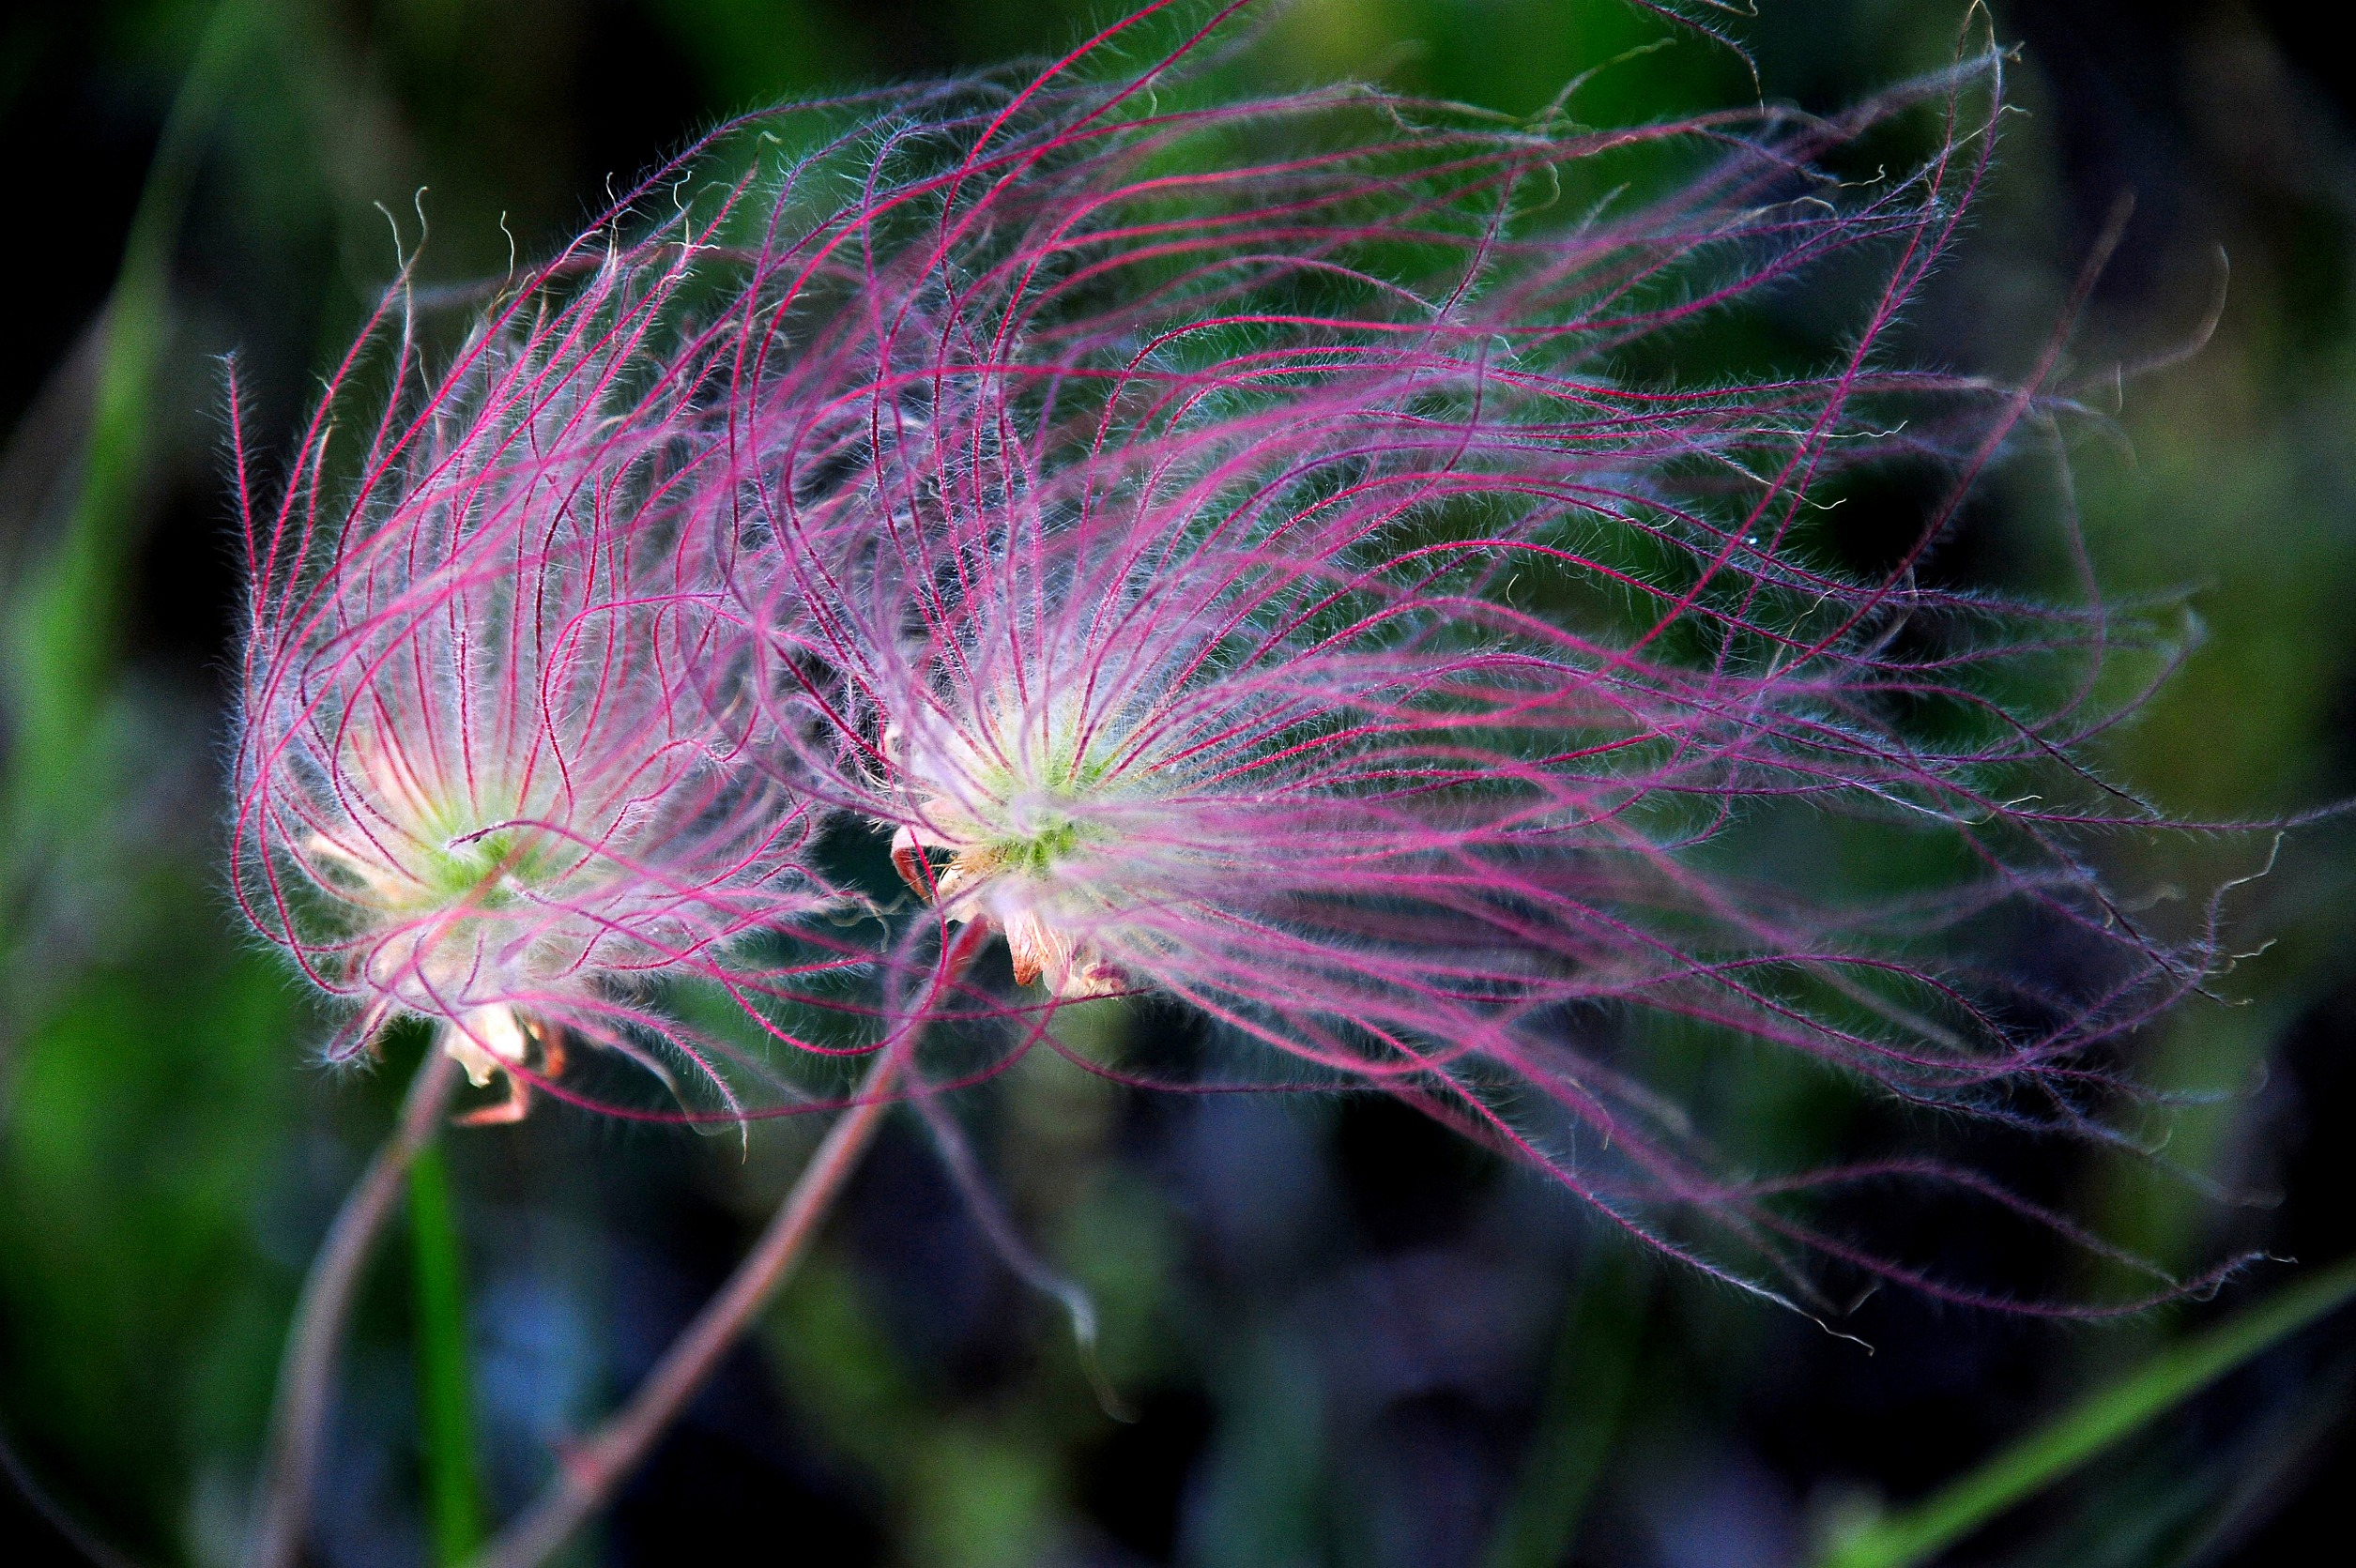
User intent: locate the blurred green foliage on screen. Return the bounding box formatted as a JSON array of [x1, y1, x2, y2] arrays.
[[5, 3, 2355, 1566]]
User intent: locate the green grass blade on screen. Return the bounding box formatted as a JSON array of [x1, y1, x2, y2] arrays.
[[407, 1141, 484, 1565], [1817, 1256, 2356, 1568], [4, 0, 249, 821], [1483, 1247, 1651, 1568]]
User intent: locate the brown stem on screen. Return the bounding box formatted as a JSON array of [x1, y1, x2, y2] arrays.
[[250, 1042, 463, 1568], [467, 1042, 908, 1568]]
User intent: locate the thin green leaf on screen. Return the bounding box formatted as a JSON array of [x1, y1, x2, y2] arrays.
[[408, 1140, 484, 1565], [5, 0, 251, 820], [1483, 1246, 1651, 1568], [1817, 1256, 2356, 1568]]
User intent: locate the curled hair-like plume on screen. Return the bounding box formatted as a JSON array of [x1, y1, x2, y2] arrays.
[[230, 211, 838, 1122], [717, 7, 2248, 1312]]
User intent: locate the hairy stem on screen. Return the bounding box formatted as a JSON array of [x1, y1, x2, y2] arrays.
[[250, 1042, 463, 1568], [467, 1043, 909, 1568]]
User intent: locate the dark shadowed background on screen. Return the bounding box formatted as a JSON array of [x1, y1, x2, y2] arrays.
[[7, 3, 2356, 1566]]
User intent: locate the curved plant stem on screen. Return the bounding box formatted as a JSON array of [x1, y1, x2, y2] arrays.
[[2, 1412, 142, 1568], [250, 1043, 463, 1568], [467, 1043, 909, 1568]]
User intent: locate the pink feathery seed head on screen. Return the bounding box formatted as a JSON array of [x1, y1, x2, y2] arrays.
[[717, 8, 2255, 1314], [230, 211, 846, 1124]]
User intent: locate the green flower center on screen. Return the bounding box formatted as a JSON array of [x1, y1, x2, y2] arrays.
[[988, 811, 1088, 877], [412, 823, 563, 910]]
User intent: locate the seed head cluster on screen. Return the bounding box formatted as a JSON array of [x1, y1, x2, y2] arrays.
[[233, 3, 2248, 1306], [232, 231, 830, 1119]]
